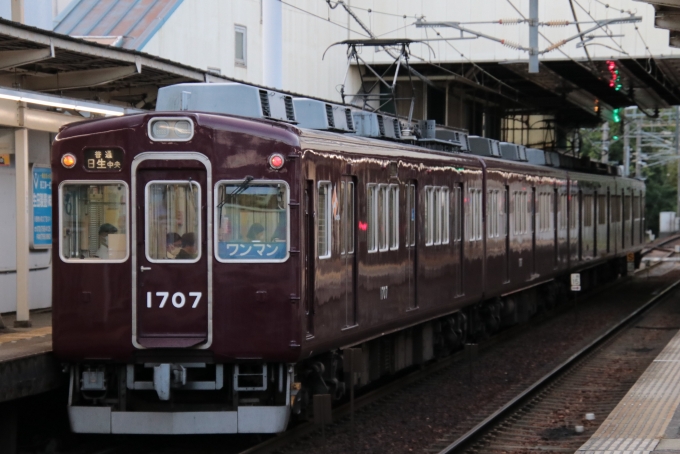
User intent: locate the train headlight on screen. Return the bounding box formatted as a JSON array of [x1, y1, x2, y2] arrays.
[[151, 120, 170, 138], [61, 153, 76, 168], [148, 117, 194, 142], [174, 120, 192, 139], [269, 153, 285, 170]]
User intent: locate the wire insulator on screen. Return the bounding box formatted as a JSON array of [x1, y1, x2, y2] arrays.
[[544, 20, 570, 26], [500, 39, 522, 50], [498, 18, 523, 25], [544, 39, 567, 52]]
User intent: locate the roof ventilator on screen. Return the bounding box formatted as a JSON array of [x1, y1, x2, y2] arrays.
[[259, 90, 271, 117], [325, 104, 335, 128], [345, 109, 354, 131], [284, 96, 296, 122]]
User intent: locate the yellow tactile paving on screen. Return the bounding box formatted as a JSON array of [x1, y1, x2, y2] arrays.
[[0, 326, 52, 344], [576, 329, 680, 454]]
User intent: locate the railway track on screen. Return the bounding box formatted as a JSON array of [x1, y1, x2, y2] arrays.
[[432, 275, 680, 454], [237, 254, 680, 453]]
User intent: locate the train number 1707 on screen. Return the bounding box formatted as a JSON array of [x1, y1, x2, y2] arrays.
[[146, 291, 202, 309]]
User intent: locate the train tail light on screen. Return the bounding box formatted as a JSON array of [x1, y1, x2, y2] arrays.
[[61, 153, 76, 168], [269, 153, 285, 170], [148, 117, 194, 142]]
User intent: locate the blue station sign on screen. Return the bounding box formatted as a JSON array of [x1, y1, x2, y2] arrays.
[[31, 164, 52, 249]]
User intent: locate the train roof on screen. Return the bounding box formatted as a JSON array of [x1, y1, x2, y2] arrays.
[[55, 110, 644, 190]]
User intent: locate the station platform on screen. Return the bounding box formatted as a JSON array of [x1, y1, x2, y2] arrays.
[[0, 310, 61, 404], [577, 311, 680, 453]]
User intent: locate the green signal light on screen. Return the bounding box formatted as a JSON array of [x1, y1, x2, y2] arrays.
[[613, 135, 619, 140], [613, 108, 621, 123]]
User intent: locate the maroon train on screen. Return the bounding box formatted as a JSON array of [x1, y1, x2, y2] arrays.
[[52, 100, 645, 434]]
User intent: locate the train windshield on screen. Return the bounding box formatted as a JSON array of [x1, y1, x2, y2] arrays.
[[146, 181, 201, 262], [216, 181, 288, 262], [59, 182, 128, 262]]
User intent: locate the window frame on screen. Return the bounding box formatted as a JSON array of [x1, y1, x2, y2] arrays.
[[406, 183, 416, 247], [378, 184, 388, 252], [213, 179, 290, 264], [58, 180, 130, 264], [367, 183, 378, 253], [389, 184, 399, 250], [425, 186, 434, 246], [441, 187, 450, 244], [145, 180, 202, 264], [317, 181, 332, 259], [234, 24, 247, 67]]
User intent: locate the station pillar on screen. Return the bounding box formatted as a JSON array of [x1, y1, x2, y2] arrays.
[[14, 127, 31, 327]]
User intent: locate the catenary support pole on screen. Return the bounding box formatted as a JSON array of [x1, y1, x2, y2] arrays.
[[624, 118, 630, 176], [14, 126, 31, 327], [601, 121, 609, 163], [636, 118, 642, 179], [529, 0, 539, 73], [262, 0, 282, 89]]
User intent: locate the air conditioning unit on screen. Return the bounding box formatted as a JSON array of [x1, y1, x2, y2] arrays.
[[352, 111, 401, 139], [469, 136, 502, 158], [499, 142, 528, 162], [434, 125, 470, 152], [293, 98, 355, 132], [156, 82, 296, 123], [526, 148, 546, 165]]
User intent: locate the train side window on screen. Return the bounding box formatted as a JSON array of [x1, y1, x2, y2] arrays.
[[378, 185, 388, 251], [583, 195, 593, 228], [406, 183, 416, 247], [559, 194, 567, 231], [488, 189, 501, 238], [425, 186, 434, 246], [453, 185, 463, 242], [215, 180, 289, 262], [367, 184, 378, 253], [147, 181, 201, 263], [441, 187, 450, 244], [347, 182, 355, 254], [598, 195, 606, 225], [469, 188, 482, 241], [389, 184, 399, 250], [317, 182, 331, 259], [59, 182, 129, 262]]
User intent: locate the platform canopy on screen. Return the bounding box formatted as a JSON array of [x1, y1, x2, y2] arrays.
[[0, 17, 239, 110]]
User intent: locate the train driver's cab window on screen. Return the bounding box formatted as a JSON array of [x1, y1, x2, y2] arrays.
[[146, 181, 201, 263], [60, 182, 128, 262], [215, 180, 289, 262]]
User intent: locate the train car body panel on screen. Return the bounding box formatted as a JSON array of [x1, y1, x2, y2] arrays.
[[52, 109, 646, 435]]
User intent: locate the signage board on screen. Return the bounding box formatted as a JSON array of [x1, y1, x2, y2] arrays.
[[30, 164, 52, 249], [83, 147, 124, 171], [0, 153, 10, 166], [571, 273, 581, 292]]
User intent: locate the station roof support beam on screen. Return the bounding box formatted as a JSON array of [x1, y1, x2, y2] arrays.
[[18, 64, 141, 91], [0, 45, 54, 70]]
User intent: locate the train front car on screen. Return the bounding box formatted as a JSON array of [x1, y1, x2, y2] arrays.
[[52, 112, 302, 434]]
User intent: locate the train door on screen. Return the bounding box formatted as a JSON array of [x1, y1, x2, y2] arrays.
[[406, 181, 418, 309], [454, 184, 464, 295], [553, 188, 558, 267], [531, 187, 536, 275], [133, 155, 210, 349], [340, 177, 358, 326], [304, 180, 315, 336], [504, 186, 510, 282]]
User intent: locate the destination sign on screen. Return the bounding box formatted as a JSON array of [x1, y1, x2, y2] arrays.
[[84, 148, 124, 171]]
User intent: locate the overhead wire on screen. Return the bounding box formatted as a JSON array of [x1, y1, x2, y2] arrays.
[[278, 0, 369, 37], [505, 0, 601, 74]]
